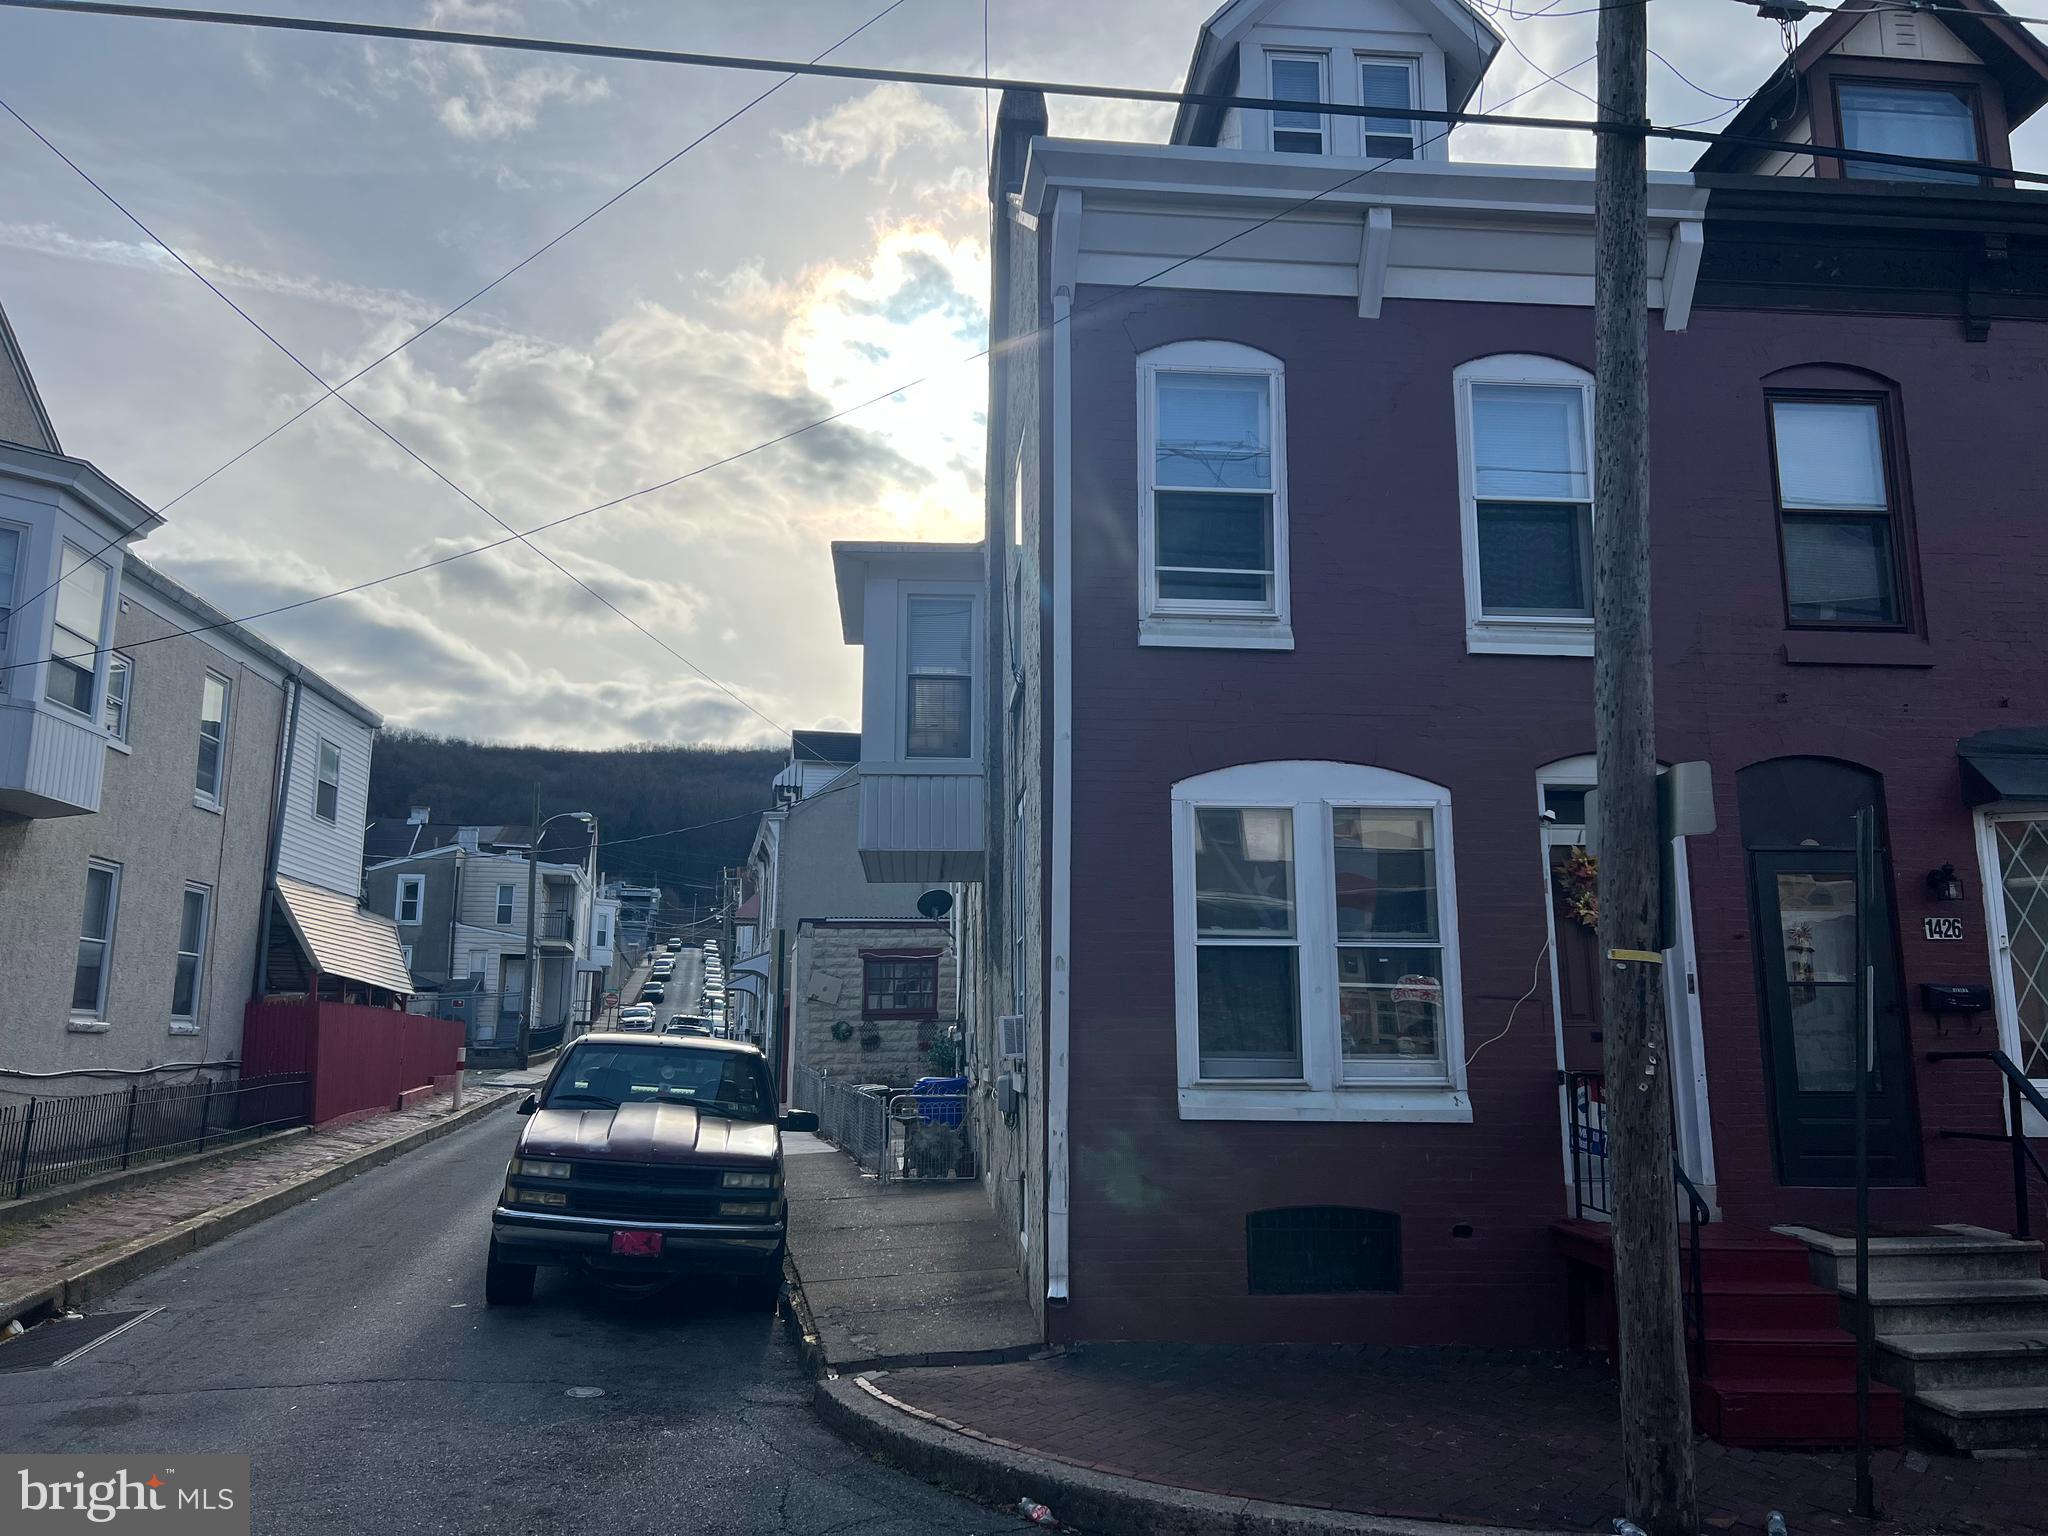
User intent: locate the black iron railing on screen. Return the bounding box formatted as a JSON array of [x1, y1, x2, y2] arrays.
[[1926, 1047, 2048, 1240], [1565, 1066, 1710, 1377], [0, 1073, 312, 1201]]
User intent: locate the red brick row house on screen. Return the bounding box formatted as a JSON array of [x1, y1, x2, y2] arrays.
[[833, 0, 2048, 1448]]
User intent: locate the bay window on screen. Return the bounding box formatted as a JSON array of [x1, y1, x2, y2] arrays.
[[1172, 762, 1468, 1121], [0, 524, 19, 691], [48, 546, 108, 715], [1139, 341, 1291, 649], [1455, 355, 1596, 655]]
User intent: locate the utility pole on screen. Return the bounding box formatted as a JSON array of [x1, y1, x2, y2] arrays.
[[518, 779, 539, 1066], [1592, 0, 1698, 1531]]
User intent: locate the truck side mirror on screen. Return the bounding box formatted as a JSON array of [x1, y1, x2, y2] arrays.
[[517, 1093, 539, 1116]]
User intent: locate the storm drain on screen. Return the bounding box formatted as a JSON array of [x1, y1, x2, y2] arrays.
[[0, 1307, 159, 1373]]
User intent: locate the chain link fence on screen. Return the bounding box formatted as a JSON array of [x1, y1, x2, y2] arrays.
[[792, 1066, 888, 1175]]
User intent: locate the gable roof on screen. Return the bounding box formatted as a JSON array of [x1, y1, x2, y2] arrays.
[[1694, 0, 2048, 173], [1171, 0, 1503, 147], [0, 299, 59, 453]]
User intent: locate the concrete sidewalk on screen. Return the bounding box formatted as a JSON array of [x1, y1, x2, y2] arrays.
[[783, 1132, 1042, 1371]]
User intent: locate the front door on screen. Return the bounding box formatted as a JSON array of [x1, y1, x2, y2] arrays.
[[1983, 813, 2048, 1134], [1750, 848, 1919, 1185]]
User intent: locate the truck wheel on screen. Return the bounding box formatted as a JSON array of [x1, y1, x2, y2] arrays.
[[485, 1240, 536, 1306]]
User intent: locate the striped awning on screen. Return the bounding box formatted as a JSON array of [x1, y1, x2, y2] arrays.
[[274, 874, 415, 995]]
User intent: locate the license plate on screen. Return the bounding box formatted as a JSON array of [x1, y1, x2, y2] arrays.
[[610, 1230, 663, 1257]]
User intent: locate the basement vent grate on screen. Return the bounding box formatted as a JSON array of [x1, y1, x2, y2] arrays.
[[0, 1308, 159, 1374], [1247, 1207, 1401, 1296]]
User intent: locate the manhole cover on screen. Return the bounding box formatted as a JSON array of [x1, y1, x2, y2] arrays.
[[0, 1308, 159, 1374], [564, 1386, 605, 1399]]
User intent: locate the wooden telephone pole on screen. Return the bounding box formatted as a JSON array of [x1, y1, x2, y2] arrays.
[[1592, 1, 1700, 1532]]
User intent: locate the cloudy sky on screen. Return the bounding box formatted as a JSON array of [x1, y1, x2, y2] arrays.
[[2, 0, 2038, 747]]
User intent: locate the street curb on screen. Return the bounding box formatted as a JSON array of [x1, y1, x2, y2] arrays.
[[0, 1091, 515, 1330], [0, 1127, 312, 1229], [814, 1375, 1571, 1536]]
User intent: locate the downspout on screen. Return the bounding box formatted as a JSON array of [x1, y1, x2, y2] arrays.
[[1046, 186, 1081, 1310], [448, 849, 464, 989], [253, 668, 304, 999]]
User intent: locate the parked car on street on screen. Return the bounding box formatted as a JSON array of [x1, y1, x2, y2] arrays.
[[615, 1005, 657, 1032], [639, 983, 666, 1004], [486, 1034, 818, 1307]]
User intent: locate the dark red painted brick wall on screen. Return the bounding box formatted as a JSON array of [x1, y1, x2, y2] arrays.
[[1058, 285, 2048, 1346]]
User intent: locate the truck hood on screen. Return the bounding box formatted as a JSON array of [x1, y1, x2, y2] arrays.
[[520, 1103, 779, 1164]]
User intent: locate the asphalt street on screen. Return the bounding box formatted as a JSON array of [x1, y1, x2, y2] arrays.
[[0, 981, 1008, 1534]]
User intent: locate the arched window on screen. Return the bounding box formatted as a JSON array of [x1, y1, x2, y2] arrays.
[[1452, 354, 1596, 657], [1170, 760, 1469, 1122], [1137, 340, 1292, 651]]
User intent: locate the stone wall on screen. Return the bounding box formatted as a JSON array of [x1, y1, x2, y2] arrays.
[[793, 919, 956, 1089]]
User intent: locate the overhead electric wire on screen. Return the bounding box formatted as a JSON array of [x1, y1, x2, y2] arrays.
[[0, 0, 918, 692], [0, 3, 2036, 699], [3, 0, 2042, 182]]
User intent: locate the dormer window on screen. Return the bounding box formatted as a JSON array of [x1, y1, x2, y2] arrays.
[[1359, 58, 1420, 160], [1837, 80, 1981, 184], [1268, 52, 1327, 154]]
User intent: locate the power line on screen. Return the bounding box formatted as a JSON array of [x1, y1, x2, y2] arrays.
[[4, 0, 2043, 182], [0, 0, 917, 686]]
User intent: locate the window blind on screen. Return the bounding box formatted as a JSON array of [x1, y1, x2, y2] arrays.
[[1471, 385, 1588, 501]]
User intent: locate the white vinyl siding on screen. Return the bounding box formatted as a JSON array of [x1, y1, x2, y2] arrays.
[[274, 691, 375, 896]]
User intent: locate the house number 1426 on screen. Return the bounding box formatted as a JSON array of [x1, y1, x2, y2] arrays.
[[1924, 916, 1965, 941]]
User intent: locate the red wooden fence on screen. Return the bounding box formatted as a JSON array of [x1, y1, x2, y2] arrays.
[[243, 999, 464, 1126]]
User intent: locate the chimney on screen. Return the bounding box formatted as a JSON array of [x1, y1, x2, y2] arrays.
[[455, 826, 479, 852], [407, 806, 431, 825]]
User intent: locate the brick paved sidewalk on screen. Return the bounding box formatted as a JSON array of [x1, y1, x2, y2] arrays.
[[0, 1088, 510, 1294], [874, 1345, 2042, 1536]]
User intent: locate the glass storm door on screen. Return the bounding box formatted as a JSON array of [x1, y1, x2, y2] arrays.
[[1988, 815, 2048, 1132]]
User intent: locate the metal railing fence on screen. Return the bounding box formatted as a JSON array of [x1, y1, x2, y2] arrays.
[[884, 1091, 975, 1183], [792, 1066, 888, 1175]]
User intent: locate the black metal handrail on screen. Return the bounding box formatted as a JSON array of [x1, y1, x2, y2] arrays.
[[1926, 1048, 2048, 1239], [1673, 1157, 1711, 1380]]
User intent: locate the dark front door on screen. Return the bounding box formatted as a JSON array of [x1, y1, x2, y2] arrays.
[[1749, 846, 1919, 1185], [1550, 843, 1605, 1074]]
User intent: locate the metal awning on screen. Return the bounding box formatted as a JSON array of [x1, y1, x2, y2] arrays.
[[1959, 728, 2048, 806], [274, 875, 415, 994]]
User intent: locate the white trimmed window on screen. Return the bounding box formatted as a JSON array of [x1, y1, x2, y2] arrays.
[[1359, 56, 1421, 160], [397, 875, 425, 927], [1454, 354, 1596, 656], [0, 523, 20, 694], [1268, 52, 1327, 154], [1171, 761, 1469, 1122], [904, 596, 974, 759], [1138, 341, 1291, 650], [172, 884, 211, 1024], [103, 652, 132, 742], [314, 738, 341, 822], [48, 546, 108, 716], [495, 882, 515, 926], [195, 671, 230, 806], [73, 860, 121, 1018]]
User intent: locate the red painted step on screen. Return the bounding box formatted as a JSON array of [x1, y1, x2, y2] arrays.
[[1699, 1281, 1845, 1331], [1704, 1328, 1859, 1382], [1694, 1375, 1906, 1449]]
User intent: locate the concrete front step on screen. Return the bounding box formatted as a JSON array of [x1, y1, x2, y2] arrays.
[[1908, 1384, 2048, 1452], [1778, 1224, 2046, 1288], [1846, 1277, 2048, 1336], [1877, 1329, 2048, 1393]]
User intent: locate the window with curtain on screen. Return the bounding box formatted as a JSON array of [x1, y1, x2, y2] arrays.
[[1838, 82, 1979, 184], [1770, 397, 1905, 627], [904, 596, 972, 758], [195, 672, 230, 803], [48, 546, 107, 716], [1150, 371, 1277, 611], [73, 861, 120, 1016], [1194, 806, 1301, 1079], [1469, 382, 1593, 619], [103, 653, 132, 741], [315, 738, 341, 822], [1269, 53, 1326, 154], [1360, 58, 1419, 159], [172, 885, 210, 1021], [1333, 809, 1446, 1078], [0, 524, 19, 693]]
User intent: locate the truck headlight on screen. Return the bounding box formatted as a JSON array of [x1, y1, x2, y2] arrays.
[[718, 1200, 771, 1218], [514, 1159, 571, 1179], [721, 1170, 776, 1190]]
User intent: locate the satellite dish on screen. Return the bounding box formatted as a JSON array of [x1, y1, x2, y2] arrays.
[[916, 888, 954, 920]]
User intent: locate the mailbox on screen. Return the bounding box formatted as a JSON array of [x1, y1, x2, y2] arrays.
[[1919, 983, 1992, 1014]]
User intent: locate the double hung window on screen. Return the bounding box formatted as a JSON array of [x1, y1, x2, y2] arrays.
[[195, 672, 230, 805], [1768, 396, 1907, 629], [904, 597, 974, 759], [48, 547, 107, 715], [1269, 53, 1326, 154], [1359, 58, 1419, 159]]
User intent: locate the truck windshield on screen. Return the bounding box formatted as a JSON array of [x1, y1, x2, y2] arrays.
[[543, 1044, 773, 1119]]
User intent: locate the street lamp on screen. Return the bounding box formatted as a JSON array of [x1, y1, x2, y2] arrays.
[[520, 809, 594, 1065]]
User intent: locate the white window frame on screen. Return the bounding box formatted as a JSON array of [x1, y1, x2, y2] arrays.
[[72, 859, 122, 1023], [103, 651, 133, 746], [1170, 761, 1470, 1122], [0, 519, 24, 695], [495, 882, 516, 926], [195, 669, 231, 809], [898, 587, 980, 762], [47, 543, 111, 720], [171, 883, 211, 1028], [1266, 49, 1328, 155], [1453, 354, 1597, 658], [313, 736, 341, 823], [1356, 54, 1422, 160], [396, 874, 426, 927], [401, 943, 415, 969], [1137, 340, 1293, 651]]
